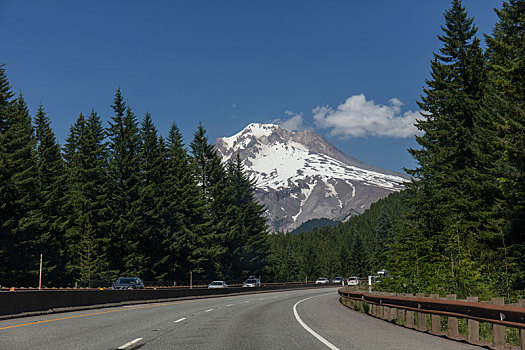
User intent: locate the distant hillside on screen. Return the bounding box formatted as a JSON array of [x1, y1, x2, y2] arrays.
[[290, 218, 338, 234], [267, 190, 412, 281]]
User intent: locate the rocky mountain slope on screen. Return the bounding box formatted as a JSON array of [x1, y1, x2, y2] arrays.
[[215, 123, 408, 232]]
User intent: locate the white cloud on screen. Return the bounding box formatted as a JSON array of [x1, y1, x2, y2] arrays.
[[272, 111, 310, 132], [313, 94, 422, 138]]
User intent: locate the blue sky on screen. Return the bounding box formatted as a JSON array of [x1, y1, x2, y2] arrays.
[[2, 1, 499, 172]]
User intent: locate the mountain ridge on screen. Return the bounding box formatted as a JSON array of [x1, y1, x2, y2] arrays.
[[215, 123, 407, 231]]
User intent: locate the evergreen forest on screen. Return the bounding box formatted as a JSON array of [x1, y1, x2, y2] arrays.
[[269, 0, 525, 299], [0, 78, 270, 286], [1, 0, 524, 299]]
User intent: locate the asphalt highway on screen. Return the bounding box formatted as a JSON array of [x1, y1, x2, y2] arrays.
[[0, 287, 480, 349]]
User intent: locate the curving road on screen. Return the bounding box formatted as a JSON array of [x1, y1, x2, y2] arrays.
[[0, 287, 480, 349]]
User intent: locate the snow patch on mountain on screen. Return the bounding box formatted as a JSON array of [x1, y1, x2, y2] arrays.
[[215, 123, 408, 232]]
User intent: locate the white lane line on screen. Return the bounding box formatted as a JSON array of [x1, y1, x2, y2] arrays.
[[205, 309, 213, 312], [244, 300, 250, 303], [118, 338, 143, 349], [293, 294, 340, 350], [174, 318, 186, 323], [226, 304, 233, 307]]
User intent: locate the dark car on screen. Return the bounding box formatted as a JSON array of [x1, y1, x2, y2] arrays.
[[111, 277, 144, 290], [332, 276, 345, 284]]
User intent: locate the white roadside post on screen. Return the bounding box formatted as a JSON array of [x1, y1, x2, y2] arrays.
[[368, 275, 372, 293]]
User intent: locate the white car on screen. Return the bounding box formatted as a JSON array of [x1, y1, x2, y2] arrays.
[[208, 281, 228, 289], [243, 278, 261, 287], [347, 276, 360, 286], [315, 277, 329, 284]]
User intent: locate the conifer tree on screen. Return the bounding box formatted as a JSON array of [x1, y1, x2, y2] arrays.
[[225, 154, 269, 280], [137, 113, 165, 280], [34, 105, 66, 285], [190, 123, 231, 278], [481, 0, 525, 291], [107, 90, 145, 276], [0, 64, 15, 283], [406, 0, 486, 295], [1, 94, 41, 286], [63, 111, 111, 283], [162, 122, 208, 281]]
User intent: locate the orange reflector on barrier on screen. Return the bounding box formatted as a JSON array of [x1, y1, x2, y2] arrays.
[[10, 288, 15, 291]]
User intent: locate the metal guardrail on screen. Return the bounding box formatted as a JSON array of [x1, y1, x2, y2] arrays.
[[339, 288, 525, 349]]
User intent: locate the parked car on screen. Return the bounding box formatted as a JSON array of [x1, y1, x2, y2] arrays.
[[315, 277, 329, 284], [111, 277, 144, 289], [243, 278, 261, 287], [208, 281, 228, 289], [332, 276, 345, 284], [347, 276, 360, 286]]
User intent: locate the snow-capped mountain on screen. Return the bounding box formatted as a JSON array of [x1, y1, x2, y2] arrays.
[[215, 123, 408, 232]]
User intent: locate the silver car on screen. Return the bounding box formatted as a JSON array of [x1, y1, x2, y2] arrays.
[[332, 277, 345, 284], [208, 281, 228, 289], [243, 278, 261, 287]]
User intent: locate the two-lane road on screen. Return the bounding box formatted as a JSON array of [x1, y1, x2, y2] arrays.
[[0, 287, 480, 349]]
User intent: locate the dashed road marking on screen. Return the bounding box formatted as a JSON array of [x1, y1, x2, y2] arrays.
[[174, 318, 186, 323], [0, 298, 207, 331], [244, 301, 250, 303], [118, 337, 143, 349], [205, 309, 213, 312], [226, 304, 233, 307]]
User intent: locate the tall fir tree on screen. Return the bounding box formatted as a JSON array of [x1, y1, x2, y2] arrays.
[[481, 0, 525, 291], [63, 111, 111, 284], [406, 0, 486, 296], [0, 64, 15, 284], [1, 93, 41, 286], [34, 105, 66, 285], [225, 154, 269, 280], [137, 113, 165, 280], [163, 123, 208, 281], [190, 123, 233, 279], [107, 90, 145, 276]]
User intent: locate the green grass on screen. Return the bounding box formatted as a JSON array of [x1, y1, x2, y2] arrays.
[[505, 327, 520, 346], [340, 297, 522, 347]]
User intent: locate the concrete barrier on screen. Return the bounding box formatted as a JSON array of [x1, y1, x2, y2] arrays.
[[0, 282, 331, 319]]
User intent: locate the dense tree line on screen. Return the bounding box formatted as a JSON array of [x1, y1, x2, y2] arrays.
[[392, 0, 525, 299], [266, 191, 410, 283], [0, 73, 269, 287], [1, 1, 522, 298], [271, 0, 524, 299]]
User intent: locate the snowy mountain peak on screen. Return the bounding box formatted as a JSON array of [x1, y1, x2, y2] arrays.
[[215, 123, 408, 232], [220, 123, 279, 149]]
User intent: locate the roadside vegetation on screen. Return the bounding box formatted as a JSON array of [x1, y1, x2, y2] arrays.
[[0, 79, 269, 287], [269, 0, 525, 300], [0, 0, 522, 297]]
